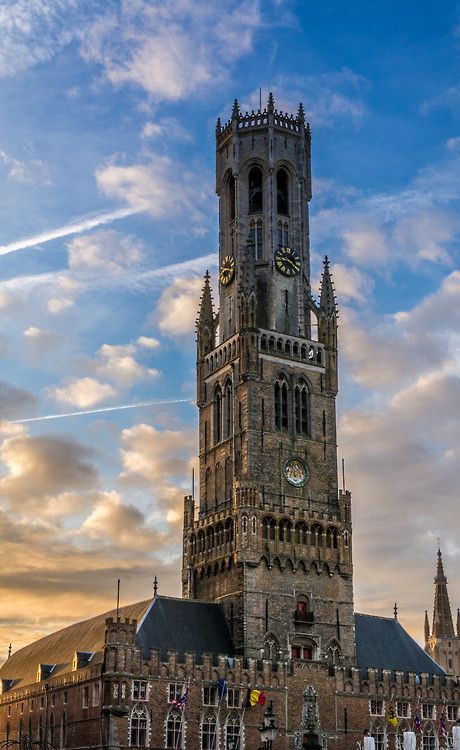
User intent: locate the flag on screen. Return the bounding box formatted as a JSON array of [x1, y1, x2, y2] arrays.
[[246, 688, 266, 707], [439, 707, 447, 740], [413, 707, 423, 733], [172, 690, 188, 708], [387, 702, 398, 728], [217, 679, 228, 701]]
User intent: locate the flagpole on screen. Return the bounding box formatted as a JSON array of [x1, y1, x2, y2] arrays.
[[237, 706, 246, 749]]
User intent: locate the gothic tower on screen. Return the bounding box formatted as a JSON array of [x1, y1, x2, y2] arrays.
[[182, 95, 355, 664], [425, 548, 460, 679]]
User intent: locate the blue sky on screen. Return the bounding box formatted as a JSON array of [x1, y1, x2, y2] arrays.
[[0, 0, 459, 658]]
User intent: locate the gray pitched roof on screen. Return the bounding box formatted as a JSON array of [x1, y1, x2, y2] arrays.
[[355, 613, 446, 676], [135, 596, 234, 662]]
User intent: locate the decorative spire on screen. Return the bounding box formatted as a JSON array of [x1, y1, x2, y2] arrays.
[[394, 602, 398, 620], [216, 117, 221, 136], [153, 575, 158, 598], [431, 546, 455, 638], [267, 91, 275, 113], [232, 98, 240, 119], [424, 610, 430, 641], [319, 255, 337, 317], [297, 102, 305, 123]]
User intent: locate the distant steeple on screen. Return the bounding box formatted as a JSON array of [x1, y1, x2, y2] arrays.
[[457, 608, 460, 638], [319, 255, 337, 318], [431, 547, 455, 638], [196, 271, 216, 358], [424, 610, 430, 641]]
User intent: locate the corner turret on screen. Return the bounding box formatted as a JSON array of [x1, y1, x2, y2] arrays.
[[318, 256, 338, 394]]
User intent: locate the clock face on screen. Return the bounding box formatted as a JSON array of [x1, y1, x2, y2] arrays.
[[274, 246, 301, 277], [220, 255, 235, 285], [284, 458, 309, 487]]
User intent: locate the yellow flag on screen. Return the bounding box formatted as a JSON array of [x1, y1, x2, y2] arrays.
[[387, 703, 398, 727]]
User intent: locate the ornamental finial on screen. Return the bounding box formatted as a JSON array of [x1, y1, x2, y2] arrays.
[[232, 98, 240, 119], [298, 102, 305, 123], [267, 91, 275, 113]]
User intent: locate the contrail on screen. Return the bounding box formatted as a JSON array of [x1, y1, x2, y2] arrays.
[[0, 206, 140, 257], [11, 398, 194, 424]]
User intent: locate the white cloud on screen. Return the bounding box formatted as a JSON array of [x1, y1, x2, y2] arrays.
[[81, 0, 261, 102], [141, 117, 193, 142], [47, 297, 74, 314], [95, 343, 159, 388], [137, 336, 160, 349], [50, 377, 116, 409], [24, 326, 60, 350], [155, 276, 203, 337], [0, 149, 50, 185], [67, 230, 143, 274]]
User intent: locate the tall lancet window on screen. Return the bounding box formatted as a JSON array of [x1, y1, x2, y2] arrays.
[[214, 384, 222, 444], [295, 380, 309, 435], [228, 173, 235, 223], [248, 166, 263, 213], [274, 377, 289, 431], [277, 168, 289, 215], [224, 380, 233, 439]]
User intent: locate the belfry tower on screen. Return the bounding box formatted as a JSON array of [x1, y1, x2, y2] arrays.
[[425, 548, 460, 679], [182, 95, 355, 664]]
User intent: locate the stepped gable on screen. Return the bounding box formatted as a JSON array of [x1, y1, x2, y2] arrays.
[[355, 613, 446, 676], [135, 595, 235, 662], [0, 599, 151, 688]]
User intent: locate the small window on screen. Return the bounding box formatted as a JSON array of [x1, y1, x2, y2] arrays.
[[227, 688, 241, 708], [30, 700, 34, 712], [397, 701, 409, 717], [447, 705, 457, 721], [370, 700, 384, 716], [168, 683, 186, 704], [40, 696, 45, 710], [242, 516, 248, 533], [113, 683, 119, 699], [93, 682, 100, 706], [63, 691, 67, 705], [133, 680, 148, 701], [421, 704, 434, 719], [252, 517, 257, 534], [51, 694, 55, 707], [203, 685, 218, 706], [82, 686, 89, 709], [121, 683, 126, 700], [20, 703, 24, 714], [277, 222, 289, 247], [201, 713, 218, 750], [249, 221, 263, 260], [291, 645, 301, 659]]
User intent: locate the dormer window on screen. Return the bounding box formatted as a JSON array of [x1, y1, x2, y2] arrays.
[[248, 166, 263, 213]]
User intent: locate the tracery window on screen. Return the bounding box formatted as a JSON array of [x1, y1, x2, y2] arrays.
[[274, 377, 289, 431], [277, 168, 289, 214], [201, 712, 218, 750], [277, 220, 289, 247], [224, 380, 233, 439], [294, 381, 309, 435], [166, 709, 184, 749], [248, 166, 263, 214], [225, 714, 241, 749], [130, 708, 148, 747]]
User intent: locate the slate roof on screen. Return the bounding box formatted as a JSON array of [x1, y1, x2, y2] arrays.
[[355, 613, 446, 676], [0, 600, 151, 689], [135, 596, 234, 662]]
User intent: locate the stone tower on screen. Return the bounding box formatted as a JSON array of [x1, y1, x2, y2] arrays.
[[425, 548, 460, 679], [182, 94, 355, 664]]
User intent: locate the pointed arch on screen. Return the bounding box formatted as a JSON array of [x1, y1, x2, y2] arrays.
[[295, 378, 310, 436], [277, 167, 289, 215], [201, 709, 218, 750], [225, 711, 242, 749], [223, 378, 233, 439], [214, 384, 222, 444], [166, 707, 185, 749], [274, 374, 289, 431]]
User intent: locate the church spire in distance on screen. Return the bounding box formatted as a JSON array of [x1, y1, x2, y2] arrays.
[[319, 255, 337, 318], [431, 547, 455, 638]]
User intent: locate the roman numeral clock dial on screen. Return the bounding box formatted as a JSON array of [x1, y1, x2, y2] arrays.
[[219, 255, 235, 285], [274, 246, 301, 276]]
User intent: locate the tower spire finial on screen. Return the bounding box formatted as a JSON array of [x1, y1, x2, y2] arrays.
[[432, 545, 455, 638], [232, 98, 240, 119], [267, 91, 275, 113], [298, 102, 305, 123], [424, 610, 430, 641], [394, 602, 398, 620]]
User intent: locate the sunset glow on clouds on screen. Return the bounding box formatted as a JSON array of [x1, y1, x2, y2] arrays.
[[0, 0, 459, 661]]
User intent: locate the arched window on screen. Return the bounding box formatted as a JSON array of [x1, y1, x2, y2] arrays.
[[295, 381, 309, 435], [228, 173, 235, 223], [166, 709, 184, 749], [225, 518, 233, 545], [201, 712, 218, 750], [279, 520, 292, 543], [274, 377, 289, 431], [204, 468, 212, 512], [214, 385, 222, 444], [344, 530, 349, 548], [277, 168, 289, 214], [422, 723, 436, 750], [248, 166, 262, 213], [61, 710, 67, 748], [225, 714, 241, 749], [130, 708, 148, 747], [252, 516, 257, 534], [242, 515, 248, 534], [215, 463, 222, 509], [371, 722, 385, 750], [224, 380, 233, 439]]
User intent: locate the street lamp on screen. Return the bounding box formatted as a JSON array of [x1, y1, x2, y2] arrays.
[[259, 701, 278, 750]]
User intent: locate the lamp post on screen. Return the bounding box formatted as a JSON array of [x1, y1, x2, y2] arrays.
[[259, 701, 278, 750]]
